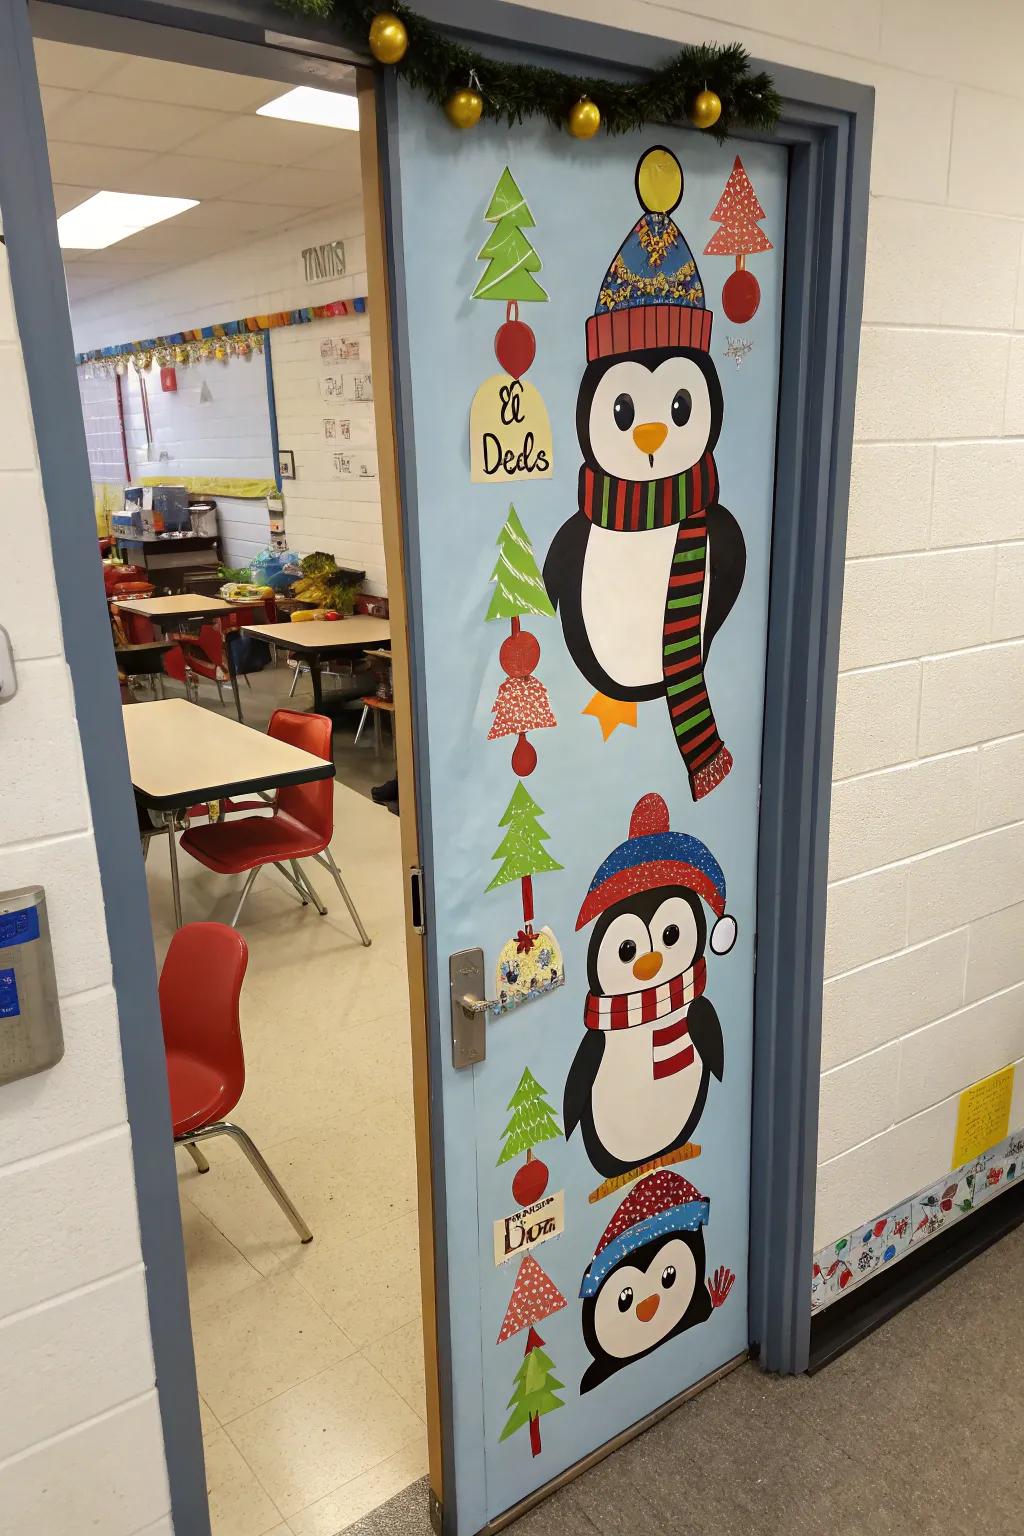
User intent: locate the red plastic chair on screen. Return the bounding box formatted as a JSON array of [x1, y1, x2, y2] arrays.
[[178, 709, 371, 943], [160, 922, 311, 1242]]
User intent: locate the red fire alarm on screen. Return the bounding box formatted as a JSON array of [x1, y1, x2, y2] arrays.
[[159, 367, 178, 393]]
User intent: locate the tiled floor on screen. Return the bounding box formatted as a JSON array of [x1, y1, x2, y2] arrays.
[[141, 664, 426, 1536]]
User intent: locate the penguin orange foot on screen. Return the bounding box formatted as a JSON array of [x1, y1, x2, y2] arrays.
[[582, 693, 638, 740]]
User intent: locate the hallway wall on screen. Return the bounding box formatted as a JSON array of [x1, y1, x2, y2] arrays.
[[513, 0, 1024, 1250], [0, 245, 171, 1533]]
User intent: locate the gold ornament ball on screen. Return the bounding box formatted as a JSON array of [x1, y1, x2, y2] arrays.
[[567, 97, 601, 140], [688, 88, 722, 130], [368, 12, 408, 65], [445, 87, 483, 129]]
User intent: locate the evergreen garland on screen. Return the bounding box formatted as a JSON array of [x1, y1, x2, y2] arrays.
[[275, 0, 781, 141]]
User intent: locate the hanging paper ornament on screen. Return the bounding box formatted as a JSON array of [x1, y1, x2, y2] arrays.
[[368, 11, 408, 64], [493, 927, 566, 1017], [446, 86, 483, 129], [499, 625, 541, 678], [567, 97, 601, 139], [494, 302, 536, 380], [513, 1156, 549, 1208], [703, 155, 773, 325], [688, 88, 722, 129], [489, 675, 556, 742]]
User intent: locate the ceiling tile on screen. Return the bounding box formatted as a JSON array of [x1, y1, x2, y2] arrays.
[[45, 93, 228, 154], [239, 162, 354, 207], [193, 199, 321, 233], [33, 39, 127, 91], [40, 85, 76, 125], [173, 113, 347, 167], [46, 141, 156, 189], [99, 56, 284, 113], [51, 184, 99, 218], [112, 154, 265, 202]]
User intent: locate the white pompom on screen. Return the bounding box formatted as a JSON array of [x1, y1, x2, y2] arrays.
[[709, 914, 737, 955]]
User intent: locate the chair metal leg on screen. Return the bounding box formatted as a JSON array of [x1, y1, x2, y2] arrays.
[[272, 861, 309, 905], [156, 673, 166, 699], [184, 1141, 209, 1174], [188, 1122, 312, 1242], [229, 866, 261, 928], [353, 704, 369, 746], [373, 709, 382, 755], [288, 662, 305, 699], [243, 672, 252, 690], [318, 846, 371, 946], [215, 679, 225, 707], [292, 861, 328, 916], [164, 812, 183, 929]]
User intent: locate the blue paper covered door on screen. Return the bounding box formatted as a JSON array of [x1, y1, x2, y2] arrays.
[[389, 85, 787, 1531]]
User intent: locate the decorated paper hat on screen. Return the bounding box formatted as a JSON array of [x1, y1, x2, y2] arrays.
[[575, 792, 736, 955], [580, 1169, 710, 1298], [586, 145, 712, 364]]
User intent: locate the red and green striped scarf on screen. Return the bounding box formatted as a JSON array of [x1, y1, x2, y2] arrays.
[[579, 455, 733, 801]]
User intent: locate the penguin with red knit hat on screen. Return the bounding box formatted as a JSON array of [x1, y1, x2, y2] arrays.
[[579, 1167, 736, 1393], [564, 791, 736, 1180]]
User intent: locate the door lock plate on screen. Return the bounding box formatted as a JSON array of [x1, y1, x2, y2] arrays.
[[450, 947, 486, 1069]]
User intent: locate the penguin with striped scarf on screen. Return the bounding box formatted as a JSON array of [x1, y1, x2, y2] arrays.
[[544, 145, 745, 802]]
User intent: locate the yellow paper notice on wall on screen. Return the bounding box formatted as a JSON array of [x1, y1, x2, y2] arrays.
[[951, 1066, 1015, 1168]]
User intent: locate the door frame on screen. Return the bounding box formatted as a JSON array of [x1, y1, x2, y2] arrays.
[[2, 2, 872, 1532]]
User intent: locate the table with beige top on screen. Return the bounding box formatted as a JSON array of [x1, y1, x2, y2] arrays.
[[113, 593, 263, 721], [240, 615, 391, 713], [123, 698, 334, 927]]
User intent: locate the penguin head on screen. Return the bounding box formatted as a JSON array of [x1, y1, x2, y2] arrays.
[[576, 346, 722, 483], [588, 886, 706, 997], [580, 1227, 710, 1391]]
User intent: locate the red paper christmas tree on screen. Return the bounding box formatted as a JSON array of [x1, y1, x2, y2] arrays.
[[703, 156, 773, 324], [497, 1255, 567, 1458], [486, 511, 557, 777]]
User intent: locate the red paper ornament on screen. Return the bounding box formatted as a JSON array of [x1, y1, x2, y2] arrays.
[[511, 732, 538, 777], [513, 1156, 549, 1207], [489, 675, 556, 740], [500, 627, 541, 678], [722, 267, 760, 323], [494, 302, 536, 380]]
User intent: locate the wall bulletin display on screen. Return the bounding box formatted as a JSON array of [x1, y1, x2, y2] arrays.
[[393, 82, 784, 1523]]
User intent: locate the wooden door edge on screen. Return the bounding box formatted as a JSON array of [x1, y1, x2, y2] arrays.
[[357, 67, 443, 1502]]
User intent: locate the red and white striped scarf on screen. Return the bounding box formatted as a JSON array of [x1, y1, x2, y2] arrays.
[[583, 959, 706, 1081]]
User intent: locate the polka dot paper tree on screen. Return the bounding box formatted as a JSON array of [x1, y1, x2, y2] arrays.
[[703, 155, 773, 323]]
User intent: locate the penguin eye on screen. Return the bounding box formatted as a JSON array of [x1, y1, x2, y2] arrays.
[[661, 1265, 677, 1289], [618, 939, 637, 963], [613, 393, 635, 431], [617, 1286, 634, 1313], [662, 923, 680, 947], [671, 388, 692, 427]]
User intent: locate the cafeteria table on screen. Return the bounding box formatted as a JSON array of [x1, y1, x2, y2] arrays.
[[240, 616, 391, 713], [113, 593, 263, 721], [123, 698, 335, 928]]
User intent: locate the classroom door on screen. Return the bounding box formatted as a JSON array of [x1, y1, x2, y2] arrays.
[[387, 87, 786, 1532]]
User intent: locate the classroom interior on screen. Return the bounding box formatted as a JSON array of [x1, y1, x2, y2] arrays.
[[32, 32, 428, 1536]]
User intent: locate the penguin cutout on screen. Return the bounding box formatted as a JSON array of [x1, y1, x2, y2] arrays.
[[564, 792, 736, 1181], [578, 1169, 735, 1393], [544, 145, 746, 803]]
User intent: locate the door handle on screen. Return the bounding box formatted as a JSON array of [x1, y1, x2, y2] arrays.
[[449, 947, 492, 1068]]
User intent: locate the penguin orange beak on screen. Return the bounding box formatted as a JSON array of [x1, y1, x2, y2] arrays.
[[633, 421, 668, 462], [636, 1293, 661, 1323], [632, 951, 663, 982]]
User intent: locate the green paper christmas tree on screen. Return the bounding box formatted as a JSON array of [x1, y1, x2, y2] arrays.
[[500, 1334, 565, 1454], [486, 783, 562, 896], [472, 168, 548, 303], [497, 1069, 562, 1166], [486, 506, 555, 622]]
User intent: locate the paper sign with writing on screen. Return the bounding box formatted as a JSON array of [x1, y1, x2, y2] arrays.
[[332, 450, 377, 480], [470, 374, 553, 484], [493, 1190, 565, 1266], [952, 1066, 1015, 1168], [320, 375, 345, 401], [321, 337, 361, 364]]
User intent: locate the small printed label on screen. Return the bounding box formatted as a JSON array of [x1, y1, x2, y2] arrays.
[[493, 1191, 565, 1267], [0, 905, 40, 948], [0, 967, 20, 1018]]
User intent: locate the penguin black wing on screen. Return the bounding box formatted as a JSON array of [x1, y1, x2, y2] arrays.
[[703, 503, 746, 658], [687, 995, 724, 1082], [563, 1029, 604, 1141], [544, 513, 664, 704]]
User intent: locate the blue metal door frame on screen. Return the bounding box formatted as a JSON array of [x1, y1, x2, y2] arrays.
[[1, 3, 872, 1530]]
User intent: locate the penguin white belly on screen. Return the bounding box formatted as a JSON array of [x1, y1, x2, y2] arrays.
[[591, 1015, 703, 1165], [581, 524, 680, 689]]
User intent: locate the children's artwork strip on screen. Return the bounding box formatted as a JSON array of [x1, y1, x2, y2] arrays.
[[812, 1124, 1024, 1312], [493, 1191, 565, 1267]]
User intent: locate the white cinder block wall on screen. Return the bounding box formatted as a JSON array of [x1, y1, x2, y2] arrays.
[[0, 251, 171, 1530], [515, 0, 1024, 1250], [71, 201, 385, 589]]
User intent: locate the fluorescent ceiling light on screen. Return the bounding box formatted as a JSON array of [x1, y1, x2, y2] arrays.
[[257, 85, 359, 131], [57, 191, 198, 250]]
